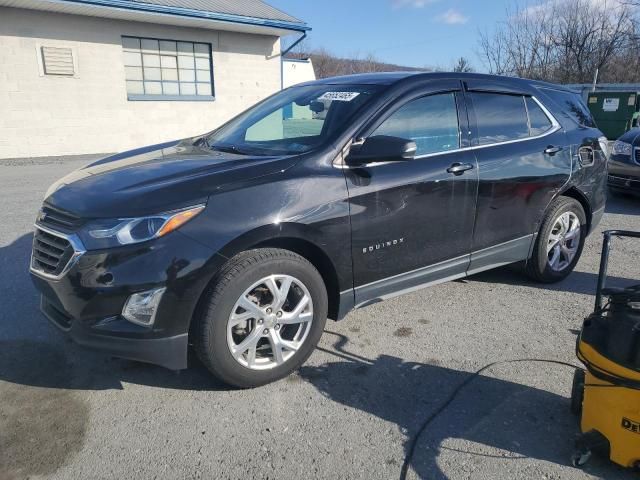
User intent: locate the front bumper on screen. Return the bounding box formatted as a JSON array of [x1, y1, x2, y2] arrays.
[[608, 174, 640, 194], [30, 229, 224, 370], [41, 295, 188, 370], [608, 157, 640, 195]]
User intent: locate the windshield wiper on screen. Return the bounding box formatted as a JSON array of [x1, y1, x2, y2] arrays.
[[210, 143, 253, 155]]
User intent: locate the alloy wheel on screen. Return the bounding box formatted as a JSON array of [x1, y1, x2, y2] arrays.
[[547, 211, 581, 272], [226, 274, 314, 370]]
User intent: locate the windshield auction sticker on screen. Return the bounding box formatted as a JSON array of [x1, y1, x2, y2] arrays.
[[319, 91, 361, 102]]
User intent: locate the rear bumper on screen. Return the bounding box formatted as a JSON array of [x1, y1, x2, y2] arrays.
[[41, 295, 188, 370], [591, 205, 605, 234]]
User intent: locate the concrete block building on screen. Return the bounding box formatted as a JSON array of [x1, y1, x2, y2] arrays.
[[0, 0, 309, 159]]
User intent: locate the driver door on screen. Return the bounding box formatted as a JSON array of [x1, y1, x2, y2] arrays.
[[344, 80, 479, 306]]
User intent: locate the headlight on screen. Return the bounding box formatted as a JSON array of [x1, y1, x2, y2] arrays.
[[598, 136, 609, 161], [612, 140, 632, 156], [81, 204, 205, 249]]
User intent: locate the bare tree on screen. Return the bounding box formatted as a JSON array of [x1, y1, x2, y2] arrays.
[[478, 0, 638, 83], [453, 57, 474, 73]]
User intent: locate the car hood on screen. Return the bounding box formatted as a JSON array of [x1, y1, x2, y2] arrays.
[[45, 139, 298, 218], [617, 128, 640, 145]]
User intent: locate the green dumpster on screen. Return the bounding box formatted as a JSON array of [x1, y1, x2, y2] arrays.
[[587, 91, 640, 140]]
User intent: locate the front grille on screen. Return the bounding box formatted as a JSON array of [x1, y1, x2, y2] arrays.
[[38, 205, 84, 231], [635, 148, 640, 165], [31, 228, 75, 277]]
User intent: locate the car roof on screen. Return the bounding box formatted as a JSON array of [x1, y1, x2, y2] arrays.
[[300, 71, 573, 92]]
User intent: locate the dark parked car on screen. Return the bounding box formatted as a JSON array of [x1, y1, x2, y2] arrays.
[[30, 72, 608, 387], [609, 129, 640, 196]]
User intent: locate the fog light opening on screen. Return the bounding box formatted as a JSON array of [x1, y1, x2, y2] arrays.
[[122, 287, 166, 327]]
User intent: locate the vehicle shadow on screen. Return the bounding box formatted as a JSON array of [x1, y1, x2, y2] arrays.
[[299, 332, 635, 480], [467, 266, 637, 296], [606, 193, 639, 216], [0, 233, 229, 392]]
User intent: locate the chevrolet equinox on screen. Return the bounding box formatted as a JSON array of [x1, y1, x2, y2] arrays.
[[30, 73, 608, 387]]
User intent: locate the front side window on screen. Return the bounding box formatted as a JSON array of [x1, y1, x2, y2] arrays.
[[122, 37, 213, 99], [373, 93, 460, 156], [207, 85, 383, 156], [470, 92, 529, 145]]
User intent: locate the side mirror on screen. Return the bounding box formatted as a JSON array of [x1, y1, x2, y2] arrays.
[[347, 135, 417, 165], [309, 101, 325, 113]]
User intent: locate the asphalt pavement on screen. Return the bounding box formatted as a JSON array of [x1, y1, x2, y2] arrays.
[[1, 156, 639, 480]]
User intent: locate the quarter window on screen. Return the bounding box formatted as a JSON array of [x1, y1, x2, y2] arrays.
[[122, 37, 214, 99], [540, 88, 595, 127], [470, 92, 529, 145], [373, 93, 460, 156], [525, 97, 553, 136]]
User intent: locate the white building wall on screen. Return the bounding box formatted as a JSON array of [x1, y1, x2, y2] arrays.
[[0, 7, 282, 159], [282, 58, 315, 88]]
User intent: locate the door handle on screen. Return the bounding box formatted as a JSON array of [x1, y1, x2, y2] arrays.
[[544, 145, 563, 155], [447, 162, 474, 175]]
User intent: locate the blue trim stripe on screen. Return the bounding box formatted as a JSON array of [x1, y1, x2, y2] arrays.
[[52, 0, 311, 32]]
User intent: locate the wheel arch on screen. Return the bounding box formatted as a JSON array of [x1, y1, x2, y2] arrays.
[[558, 186, 593, 232], [252, 236, 342, 320], [192, 223, 347, 328]]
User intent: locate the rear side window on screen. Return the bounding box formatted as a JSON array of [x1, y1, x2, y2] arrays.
[[470, 92, 529, 145], [525, 97, 553, 135], [539, 88, 596, 127], [373, 93, 460, 156]]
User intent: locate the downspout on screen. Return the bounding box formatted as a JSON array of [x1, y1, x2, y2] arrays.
[[276, 32, 307, 90]]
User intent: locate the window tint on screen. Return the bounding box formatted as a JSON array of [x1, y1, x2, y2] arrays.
[[245, 103, 324, 141], [470, 92, 529, 145], [373, 93, 459, 156], [525, 97, 553, 136], [208, 85, 382, 155], [540, 88, 596, 127]]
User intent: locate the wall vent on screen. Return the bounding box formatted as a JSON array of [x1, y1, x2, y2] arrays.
[[41, 46, 75, 76]]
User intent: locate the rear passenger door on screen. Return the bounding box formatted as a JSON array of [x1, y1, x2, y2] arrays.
[[464, 85, 572, 274]]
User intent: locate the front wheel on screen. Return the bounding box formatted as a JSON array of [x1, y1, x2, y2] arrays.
[[526, 197, 587, 283], [193, 248, 328, 388]]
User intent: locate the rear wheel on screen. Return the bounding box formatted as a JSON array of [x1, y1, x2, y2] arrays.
[[526, 197, 586, 283], [193, 248, 327, 388]]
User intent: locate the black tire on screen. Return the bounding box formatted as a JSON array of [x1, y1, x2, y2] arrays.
[[193, 248, 328, 388], [570, 369, 585, 416], [526, 197, 587, 283]]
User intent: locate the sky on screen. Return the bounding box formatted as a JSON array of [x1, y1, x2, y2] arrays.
[[267, 0, 525, 71]]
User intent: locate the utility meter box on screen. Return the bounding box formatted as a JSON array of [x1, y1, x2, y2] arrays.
[[587, 91, 640, 140]]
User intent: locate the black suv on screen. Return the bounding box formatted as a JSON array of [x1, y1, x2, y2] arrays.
[[609, 129, 640, 196], [30, 73, 608, 387]]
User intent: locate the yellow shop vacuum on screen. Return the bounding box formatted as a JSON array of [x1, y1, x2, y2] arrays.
[[571, 229, 640, 469]]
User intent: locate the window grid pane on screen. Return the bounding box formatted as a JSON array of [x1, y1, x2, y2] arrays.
[[122, 36, 213, 98]]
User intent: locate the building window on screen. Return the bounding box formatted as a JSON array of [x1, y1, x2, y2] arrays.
[[122, 36, 214, 100]]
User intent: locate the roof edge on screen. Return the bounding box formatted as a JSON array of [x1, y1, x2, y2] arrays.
[[44, 0, 311, 32]]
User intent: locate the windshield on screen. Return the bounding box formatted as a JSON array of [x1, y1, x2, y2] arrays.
[[206, 84, 384, 156]]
